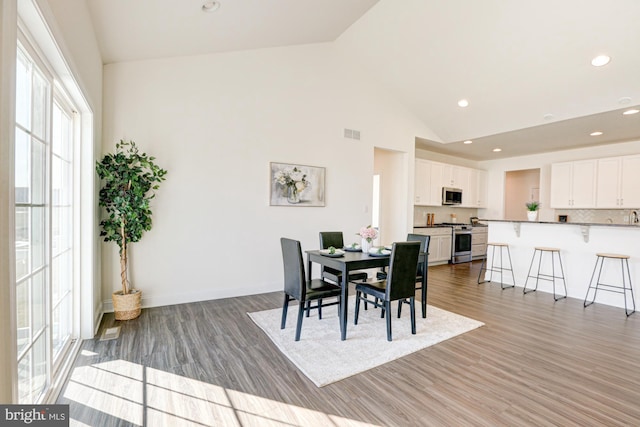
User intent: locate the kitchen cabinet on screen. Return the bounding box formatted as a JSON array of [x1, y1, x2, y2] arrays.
[[471, 227, 488, 259], [550, 160, 597, 208], [442, 164, 469, 190], [465, 169, 488, 208], [596, 155, 640, 208], [412, 227, 452, 264], [476, 170, 488, 208], [414, 159, 487, 207], [428, 161, 445, 205], [414, 159, 431, 205]]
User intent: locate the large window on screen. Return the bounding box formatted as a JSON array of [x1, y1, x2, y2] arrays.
[[15, 41, 77, 404]]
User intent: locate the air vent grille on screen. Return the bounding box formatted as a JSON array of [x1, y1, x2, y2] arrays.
[[344, 128, 361, 140]]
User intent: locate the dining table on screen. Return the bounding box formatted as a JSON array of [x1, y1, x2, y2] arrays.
[[306, 248, 428, 340]]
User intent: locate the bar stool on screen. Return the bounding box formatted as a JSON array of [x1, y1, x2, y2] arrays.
[[584, 253, 635, 317], [477, 243, 515, 289], [523, 247, 567, 301]]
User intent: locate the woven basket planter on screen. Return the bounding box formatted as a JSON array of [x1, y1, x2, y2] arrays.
[[112, 289, 142, 320]]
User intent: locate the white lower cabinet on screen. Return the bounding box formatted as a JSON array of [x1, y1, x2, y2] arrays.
[[471, 228, 488, 259], [412, 227, 452, 264]]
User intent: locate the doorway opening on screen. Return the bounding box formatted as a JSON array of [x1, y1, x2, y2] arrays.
[[504, 168, 540, 220], [373, 148, 406, 244]]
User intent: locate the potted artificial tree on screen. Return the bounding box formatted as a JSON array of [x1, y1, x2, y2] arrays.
[[96, 140, 167, 320]]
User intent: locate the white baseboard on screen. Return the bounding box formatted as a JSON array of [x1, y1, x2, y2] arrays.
[[102, 283, 280, 313]]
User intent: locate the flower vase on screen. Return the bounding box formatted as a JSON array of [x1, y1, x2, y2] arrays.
[[361, 238, 372, 253], [527, 210, 538, 221], [287, 186, 300, 204]]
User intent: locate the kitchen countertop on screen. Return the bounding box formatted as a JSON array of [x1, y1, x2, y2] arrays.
[[413, 224, 488, 228], [481, 219, 640, 228]]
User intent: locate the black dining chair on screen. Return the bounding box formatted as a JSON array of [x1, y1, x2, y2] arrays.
[[319, 231, 368, 284], [352, 241, 421, 341], [318, 232, 370, 313], [398, 233, 430, 318], [280, 237, 342, 341]]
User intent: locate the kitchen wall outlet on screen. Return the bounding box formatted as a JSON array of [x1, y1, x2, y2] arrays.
[[624, 215, 630, 224]]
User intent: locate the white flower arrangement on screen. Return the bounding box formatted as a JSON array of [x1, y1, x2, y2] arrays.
[[274, 167, 310, 193]]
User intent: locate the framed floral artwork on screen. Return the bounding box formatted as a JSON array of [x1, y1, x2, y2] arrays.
[[270, 162, 325, 206]]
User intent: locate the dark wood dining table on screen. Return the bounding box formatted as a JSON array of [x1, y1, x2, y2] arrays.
[[306, 249, 428, 340]]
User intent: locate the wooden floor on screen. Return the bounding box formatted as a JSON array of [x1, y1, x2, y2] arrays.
[[58, 261, 640, 426]]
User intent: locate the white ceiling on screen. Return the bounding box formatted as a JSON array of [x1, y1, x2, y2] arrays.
[[86, 0, 640, 160], [86, 0, 380, 63]]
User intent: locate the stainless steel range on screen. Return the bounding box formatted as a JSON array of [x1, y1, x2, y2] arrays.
[[438, 223, 473, 264]]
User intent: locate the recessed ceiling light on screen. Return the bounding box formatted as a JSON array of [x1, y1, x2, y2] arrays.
[[463, 140, 473, 144], [458, 99, 469, 108], [623, 109, 640, 115], [590, 131, 603, 136], [591, 55, 610, 67], [543, 113, 555, 120], [619, 97, 632, 105], [202, 1, 220, 12], [492, 148, 502, 152]]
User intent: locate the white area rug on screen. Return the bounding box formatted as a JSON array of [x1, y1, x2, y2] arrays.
[[248, 299, 484, 387]]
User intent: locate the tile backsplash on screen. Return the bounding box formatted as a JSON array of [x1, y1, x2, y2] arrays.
[[554, 209, 640, 225], [413, 205, 479, 227]]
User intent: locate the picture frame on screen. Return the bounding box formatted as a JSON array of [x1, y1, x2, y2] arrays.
[[270, 162, 325, 207]]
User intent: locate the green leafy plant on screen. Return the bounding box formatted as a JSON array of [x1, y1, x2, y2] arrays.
[[96, 140, 167, 295], [526, 201, 540, 211]]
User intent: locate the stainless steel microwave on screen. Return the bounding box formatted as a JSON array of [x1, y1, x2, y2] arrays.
[[442, 187, 462, 205]]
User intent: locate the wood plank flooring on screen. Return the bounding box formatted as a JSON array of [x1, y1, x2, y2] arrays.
[[57, 261, 640, 426]]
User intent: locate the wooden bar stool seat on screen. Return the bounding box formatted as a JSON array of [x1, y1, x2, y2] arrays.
[[584, 253, 635, 317], [477, 243, 515, 289], [523, 247, 567, 301]]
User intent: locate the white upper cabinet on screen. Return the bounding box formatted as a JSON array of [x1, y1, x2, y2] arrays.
[[468, 169, 488, 208], [414, 159, 431, 205], [465, 168, 478, 208], [620, 155, 640, 207], [596, 155, 640, 208], [429, 162, 445, 205], [596, 157, 621, 208], [550, 160, 597, 208], [477, 170, 488, 208], [414, 159, 487, 207], [442, 164, 469, 189]]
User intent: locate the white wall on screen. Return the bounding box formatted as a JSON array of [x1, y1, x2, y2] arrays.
[[478, 140, 640, 221], [101, 42, 433, 309]]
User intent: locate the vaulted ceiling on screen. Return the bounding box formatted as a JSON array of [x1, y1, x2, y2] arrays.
[[86, 0, 640, 160]]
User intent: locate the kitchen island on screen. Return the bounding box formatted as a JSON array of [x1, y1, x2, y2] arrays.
[[483, 220, 639, 310]]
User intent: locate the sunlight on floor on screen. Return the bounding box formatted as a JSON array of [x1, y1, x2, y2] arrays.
[[64, 358, 380, 426]]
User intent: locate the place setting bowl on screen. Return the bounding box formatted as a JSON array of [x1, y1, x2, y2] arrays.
[[343, 243, 362, 252], [368, 247, 391, 257], [320, 247, 346, 257]]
